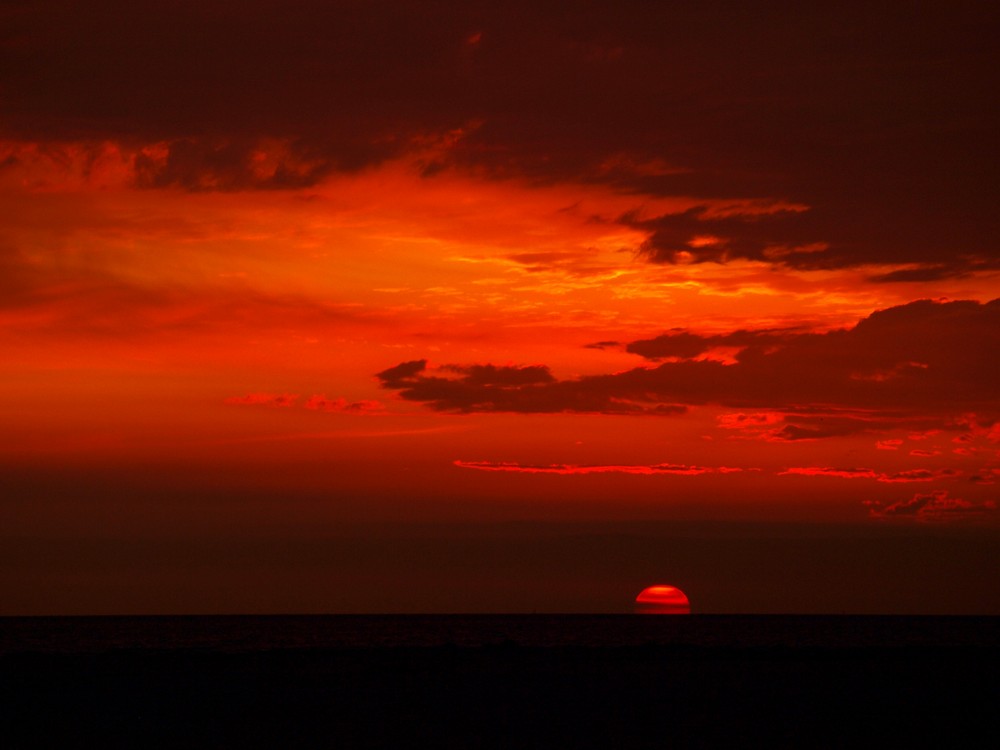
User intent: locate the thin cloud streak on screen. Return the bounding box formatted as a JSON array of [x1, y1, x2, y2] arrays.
[[455, 460, 746, 476], [780, 467, 962, 483], [868, 490, 997, 522]]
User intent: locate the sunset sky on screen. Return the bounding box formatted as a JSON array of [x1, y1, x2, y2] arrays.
[[2, 1, 998, 614]]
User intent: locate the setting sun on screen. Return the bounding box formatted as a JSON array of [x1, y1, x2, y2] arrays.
[[635, 586, 692, 615]]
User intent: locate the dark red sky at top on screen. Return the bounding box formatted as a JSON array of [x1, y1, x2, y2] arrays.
[[1, 1, 998, 614]]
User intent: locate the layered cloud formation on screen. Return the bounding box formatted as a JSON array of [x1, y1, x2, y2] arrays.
[[3, 1, 997, 278], [2, 2, 997, 529], [378, 298, 1000, 435]]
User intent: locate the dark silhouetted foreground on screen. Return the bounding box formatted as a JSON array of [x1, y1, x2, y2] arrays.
[[2, 616, 997, 748]]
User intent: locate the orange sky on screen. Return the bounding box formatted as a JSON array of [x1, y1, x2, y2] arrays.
[[1, 1, 998, 614]]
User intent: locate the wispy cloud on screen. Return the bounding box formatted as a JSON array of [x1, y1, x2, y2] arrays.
[[224, 392, 299, 407], [454, 460, 745, 476], [226, 393, 383, 414], [780, 467, 961, 483], [867, 491, 997, 522], [304, 395, 384, 414]]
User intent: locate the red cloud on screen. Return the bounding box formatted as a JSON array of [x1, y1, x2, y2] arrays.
[[877, 439, 903, 450], [780, 467, 961, 483], [225, 393, 383, 414], [878, 469, 961, 483], [717, 411, 785, 431], [304, 395, 383, 414], [780, 467, 879, 480], [454, 461, 744, 476], [868, 491, 997, 522], [970, 469, 1000, 485], [224, 393, 299, 407]]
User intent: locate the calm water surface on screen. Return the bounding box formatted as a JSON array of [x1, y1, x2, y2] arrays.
[[3, 614, 997, 653]]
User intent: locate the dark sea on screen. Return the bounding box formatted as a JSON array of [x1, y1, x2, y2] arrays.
[[2, 613, 998, 653], [2, 615, 998, 748]]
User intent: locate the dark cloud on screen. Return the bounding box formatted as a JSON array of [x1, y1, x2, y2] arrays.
[[1, 1, 996, 270], [376, 360, 432, 388], [626, 206, 819, 267], [378, 298, 1000, 426], [376, 359, 686, 415], [866, 261, 1000, 284], [439, 363, 555, 387], [132, 138, 370, 191], [772, 419, 893, 442], [629, 203, 1000, 276], [0, 1, 471, 140], [626, 328, 794, 361], [626, 329, 715, 360], [718, 411, 950, 443]]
